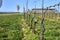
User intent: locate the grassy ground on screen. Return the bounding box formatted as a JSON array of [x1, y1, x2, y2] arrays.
[[0, 12, 60, 40], [0, 13, 23, 40]]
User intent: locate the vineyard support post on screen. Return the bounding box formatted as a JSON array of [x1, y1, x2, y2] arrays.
[[23, 7, 25, 19], [40, 0, 45, 40]]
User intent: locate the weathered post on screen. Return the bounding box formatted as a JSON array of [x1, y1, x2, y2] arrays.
[[40, 18, 45, 40], [40, 0, 45, 40], [23, 7, 25, 19], [34, 0, 37, 15], [26, 0, 28, 21]]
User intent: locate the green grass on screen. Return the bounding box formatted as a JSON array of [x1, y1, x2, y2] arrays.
[[0, 13, 60, 40], [0, 13, 23, 40]]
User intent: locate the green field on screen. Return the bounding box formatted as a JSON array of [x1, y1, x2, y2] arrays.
[[0, 12, 60, 40]]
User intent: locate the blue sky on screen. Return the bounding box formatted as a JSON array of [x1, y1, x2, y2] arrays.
[[0, 0, 60, 12]]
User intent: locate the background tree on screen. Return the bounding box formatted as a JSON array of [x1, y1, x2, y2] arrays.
[[0, 0, 2, 8], [16, 5, 20, 12]]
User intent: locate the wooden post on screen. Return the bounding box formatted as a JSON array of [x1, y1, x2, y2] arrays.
[[40, 18, 45, 40], [40, 0, 45, 40], [23, 7, 25, 19]]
